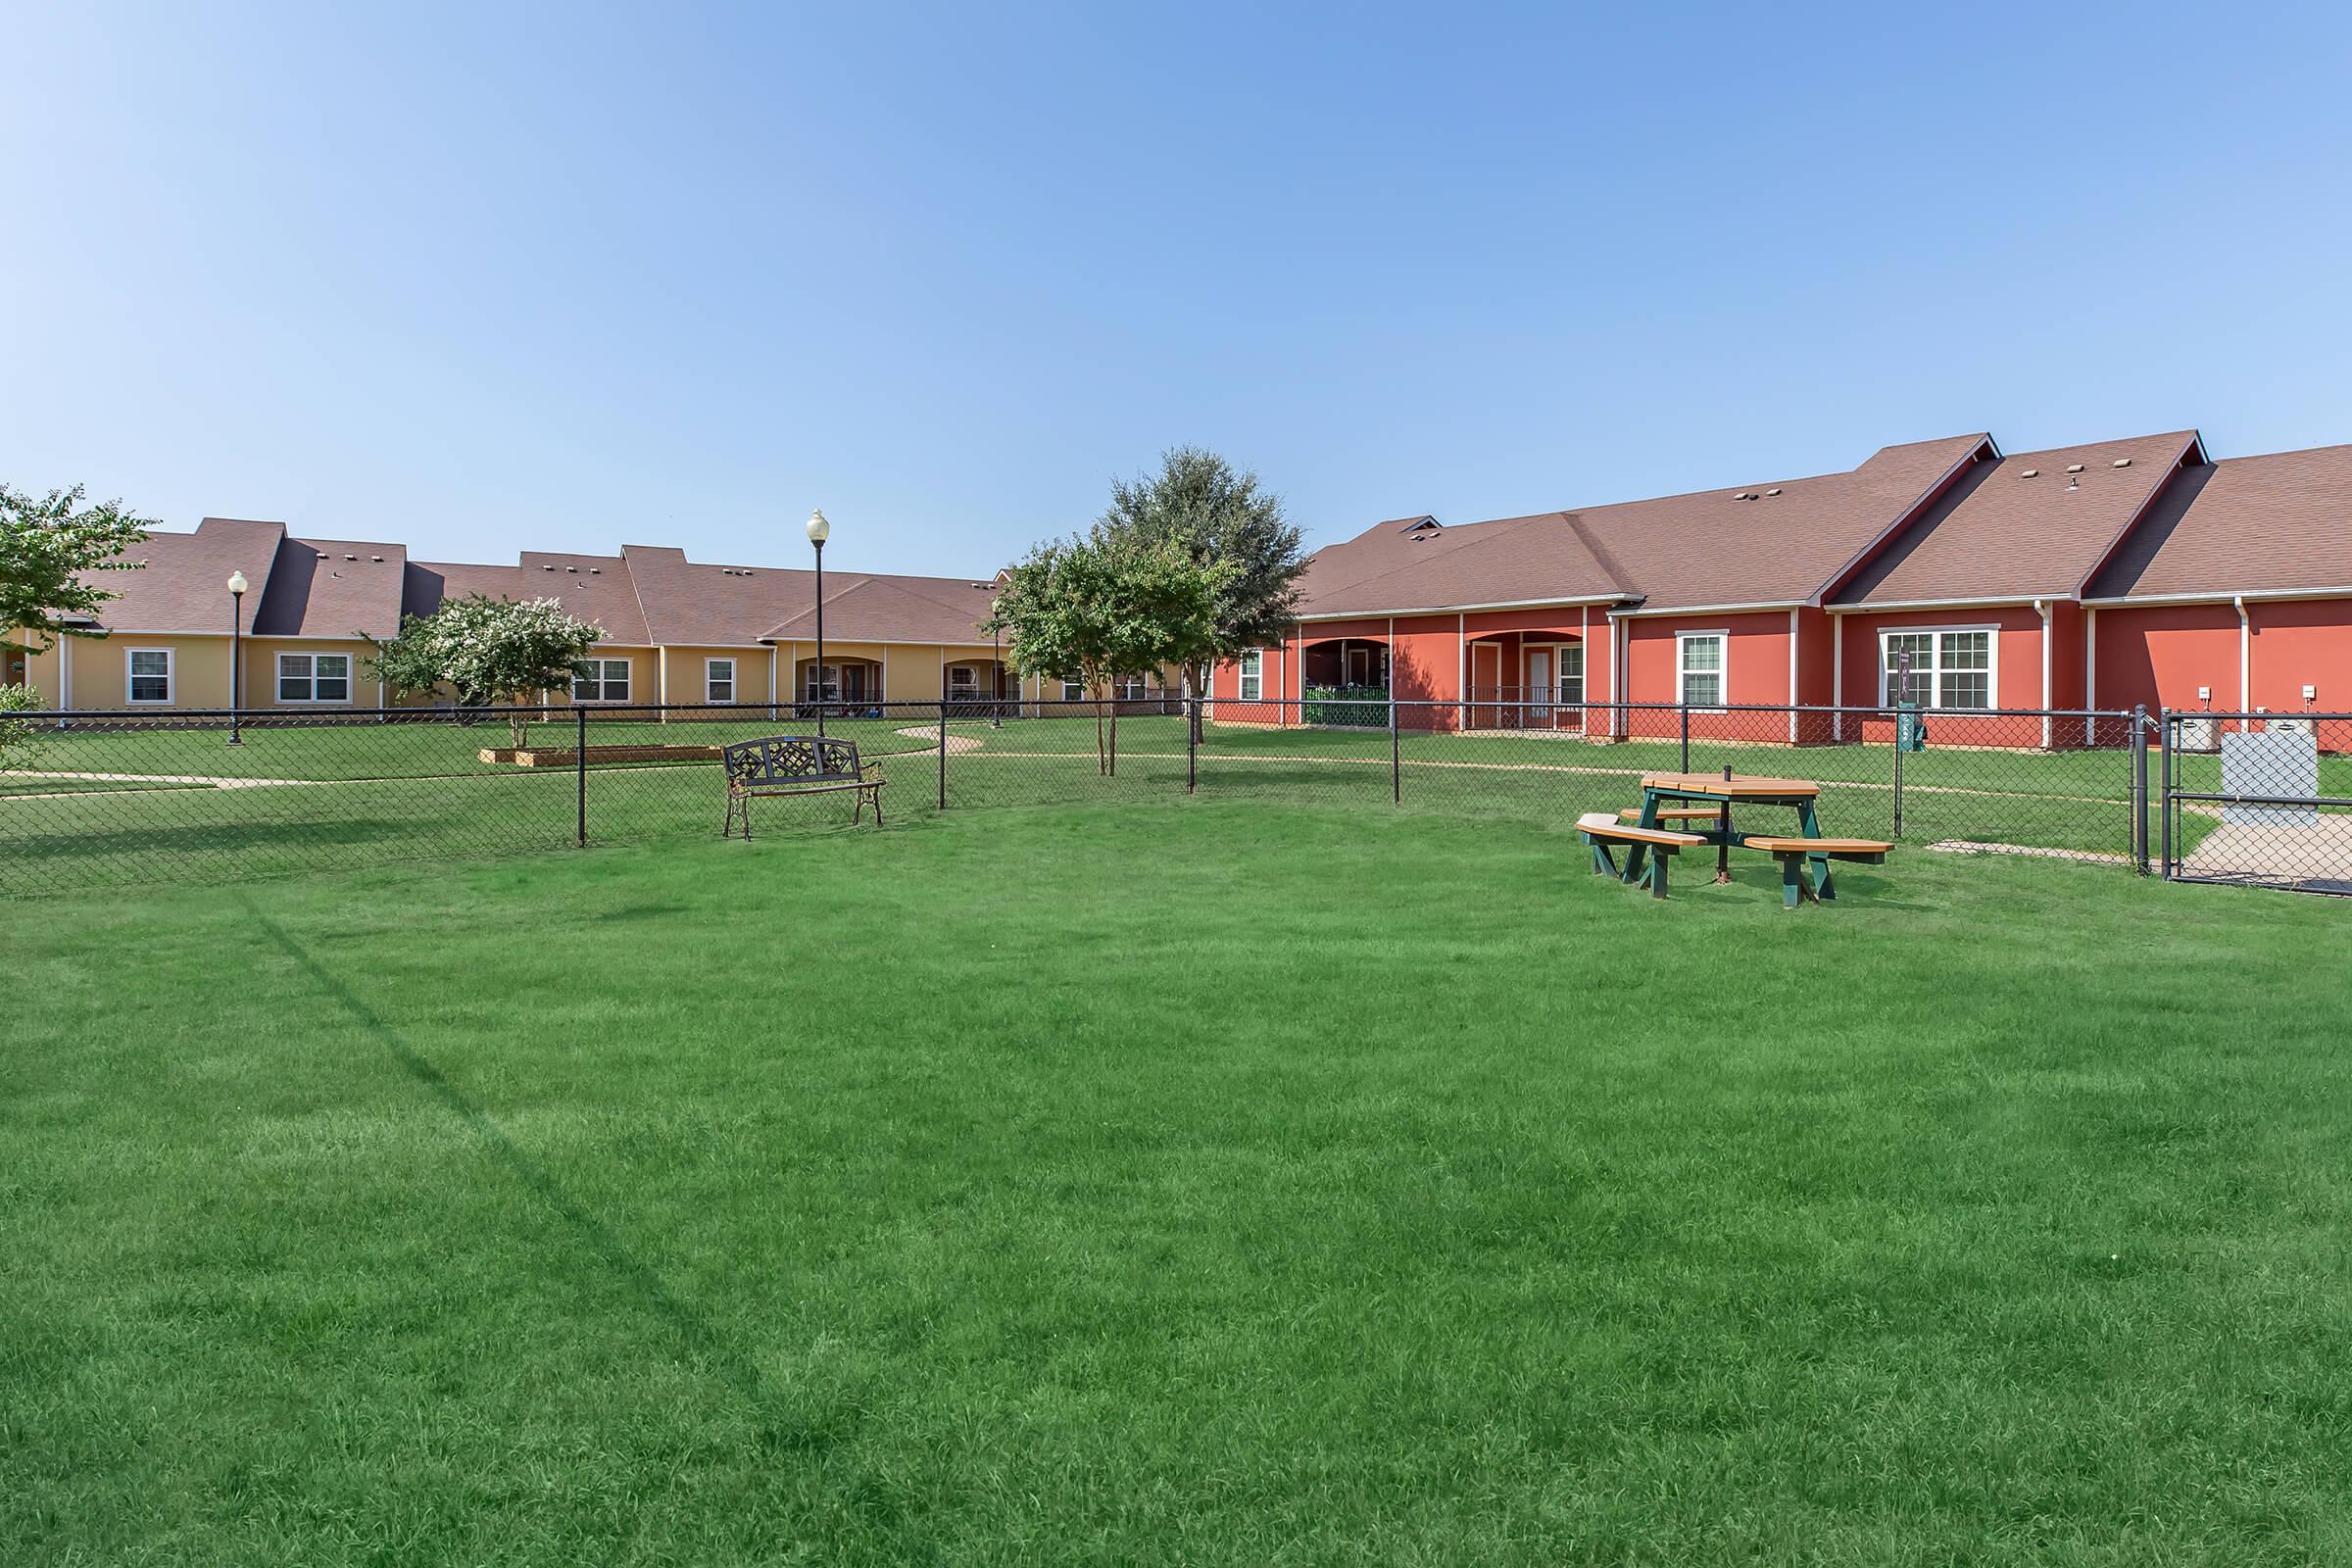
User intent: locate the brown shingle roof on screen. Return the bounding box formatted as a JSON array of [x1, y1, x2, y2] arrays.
[[1832, 432, 2204, 606], [2085, 444, 2352, 600], [762, 574, 1001, 645], [250, 537, 409, 638], [83, 516, 287, 632], [1295, 434, 1989, 617]]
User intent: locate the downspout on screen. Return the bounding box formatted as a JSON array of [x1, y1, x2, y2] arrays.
[[1788, 608, 1799, 743], [2082, 607, 2096, 745], [2235, 595, 2250, 712], [1831, 612, 1843, 742], [2034, 598, 2051, 749]]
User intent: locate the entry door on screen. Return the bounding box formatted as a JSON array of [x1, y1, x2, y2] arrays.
[[841, 663, 870, 704], [1527, 649, 1552, 724]]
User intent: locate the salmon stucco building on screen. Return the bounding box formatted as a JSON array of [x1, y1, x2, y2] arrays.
[[1211, 427, 2352, 745]]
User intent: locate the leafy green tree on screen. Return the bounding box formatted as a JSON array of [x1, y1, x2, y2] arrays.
[[988, 530, 1229, 772], [2, 484, 154, 642], [365, 594, 604, 747], [1094, 447, 1307, 730], [0, 680, 46, 775]]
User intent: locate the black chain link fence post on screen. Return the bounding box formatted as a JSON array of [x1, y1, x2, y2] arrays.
[[2132, 705, 2149, 873], [1890, 712, 1904, 839], [938, 706, 948, 810], [2157, 709, 2173, 877], [1187, 697, 1198, 794], [1373, 691, 1392, 804], [575, 704, 588, 848], [1679, 702, 1690, 773]]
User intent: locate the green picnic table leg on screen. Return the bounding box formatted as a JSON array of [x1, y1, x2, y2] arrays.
[[1797, 799, 1836, 901], [1779, 853, 1805, 908], [1588, 836, 1617, 877], [1623, 840, 1650, 888]]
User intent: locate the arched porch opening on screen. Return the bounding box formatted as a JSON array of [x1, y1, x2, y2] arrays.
[[794, 656, 883, 716], [1464, 631, 1588, 731], [1300, 635, 1390, 726]]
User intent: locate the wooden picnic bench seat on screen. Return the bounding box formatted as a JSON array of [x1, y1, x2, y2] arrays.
[[1618, 807, 1726, 824], [1576, 810, 1706, 900], [720, 735, 886, 838], [1740, 835, 1894, 907]]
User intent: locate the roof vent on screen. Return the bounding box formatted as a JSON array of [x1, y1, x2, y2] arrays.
[[2020, 468, 2039, 477], [344, 554, 357, 561], [1765, 487, 1782, 497], [316, 550, 329, 559], [2065, 465, 2083, 474], [1733, 491, 1753, 501], [542, 564, 556, 570], [589, 567, 601, 574], [2113, 458, 2132, 467], [566, 565, 578, 572], [370, 555, 385, 563]]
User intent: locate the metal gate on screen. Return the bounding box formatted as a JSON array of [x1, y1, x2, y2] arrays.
[[2161, 710, 2352, 895]]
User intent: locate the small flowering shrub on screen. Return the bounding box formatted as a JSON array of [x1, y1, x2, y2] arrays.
[[366, 595, 604, 746]]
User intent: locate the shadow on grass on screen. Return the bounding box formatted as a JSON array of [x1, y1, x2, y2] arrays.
[[243, 906, 820, 1455]]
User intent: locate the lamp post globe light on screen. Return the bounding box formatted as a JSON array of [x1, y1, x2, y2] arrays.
[[225, 569, 250, 745], [806, 510, 829, 736]]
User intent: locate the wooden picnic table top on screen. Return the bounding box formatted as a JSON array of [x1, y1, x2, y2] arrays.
[[1640, 771, 1822, 800]]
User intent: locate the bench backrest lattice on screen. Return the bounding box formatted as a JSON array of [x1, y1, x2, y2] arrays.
[[723, 735, 864, 788]]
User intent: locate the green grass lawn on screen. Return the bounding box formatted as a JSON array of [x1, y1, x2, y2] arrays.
[[7, 802, 2347, 1564]]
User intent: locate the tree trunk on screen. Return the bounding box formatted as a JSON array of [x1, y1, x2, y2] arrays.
[[1108, 704, 1117, 776]]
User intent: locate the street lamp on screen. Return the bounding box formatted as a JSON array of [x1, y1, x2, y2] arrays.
[[972, 582, 1004, 727], [226, 570, 250, 745], [806, 510, 829, 736]]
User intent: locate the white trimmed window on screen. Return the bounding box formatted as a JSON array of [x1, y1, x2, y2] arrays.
[[1112, 673, 1149, 701], [1061, 678, 1087, 701], [571, 659, 630, 703], [948, 664, 977, 698], [706, 658, 735, 704], [1238, 649, 1263, 701], [1881, 628, 1993, 710], [1677, 633, 1725, 710], [126, 648, 173, 704], [805, 663, 841, 703], [1558, 643, 1586, 706], [276, 652, 351, 703]]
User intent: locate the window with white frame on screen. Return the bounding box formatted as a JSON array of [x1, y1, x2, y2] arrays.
[[126, 648, 173, 704], [275, 652, 351, 702], [948, 664, 977, 697], [571, 658, 630, 703], [1677, 633, 1725, 709], [1558, 643, 1586, 706], [1061, 677, 1087, 701], [1238, 649, 1262, 701], [1112, 673, 1149, 701], [1881, 628, 1992, 710], [706, 658, 735, 704], [804, 663, 841, 703]]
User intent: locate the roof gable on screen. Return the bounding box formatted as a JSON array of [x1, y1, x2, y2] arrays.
[[2085, 443, 2352, 599], [1832, 432, 2201, 606]]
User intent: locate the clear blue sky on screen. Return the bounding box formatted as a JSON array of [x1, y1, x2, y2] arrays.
[[8, 2, 2351, 576]]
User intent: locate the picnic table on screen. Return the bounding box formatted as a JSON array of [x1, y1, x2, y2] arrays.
[[1634, 771, 1829, 888]]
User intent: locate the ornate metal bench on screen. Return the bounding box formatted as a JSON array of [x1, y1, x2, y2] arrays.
[[721, 735, 885, 838]]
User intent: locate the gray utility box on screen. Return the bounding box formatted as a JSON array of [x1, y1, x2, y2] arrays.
[[2220, 725, 2319, 827]]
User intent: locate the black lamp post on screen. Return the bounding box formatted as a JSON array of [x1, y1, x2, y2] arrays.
[[806, 509, 829, 736], [226, 569, 249, 745]]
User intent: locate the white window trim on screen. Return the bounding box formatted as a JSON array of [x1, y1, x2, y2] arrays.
[[1061, 677, 1088, 702], [1877, 624, 1999, 710], [1675, 630, 1728, 712], [705, 658, 736, 705], [1554, 640, 1587, 706], [1238, 648, 1263, 702], [125, 647, 174, 705], [572, 658, 632, 704], [275, 651, 353, 705]]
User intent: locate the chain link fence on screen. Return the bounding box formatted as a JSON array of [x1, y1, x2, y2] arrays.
[[2161, 710, 2352, 895], [0, 696, 2195, 896]]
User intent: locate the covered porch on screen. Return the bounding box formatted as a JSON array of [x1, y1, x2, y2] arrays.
[[1463, 631, 1589, 731]]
